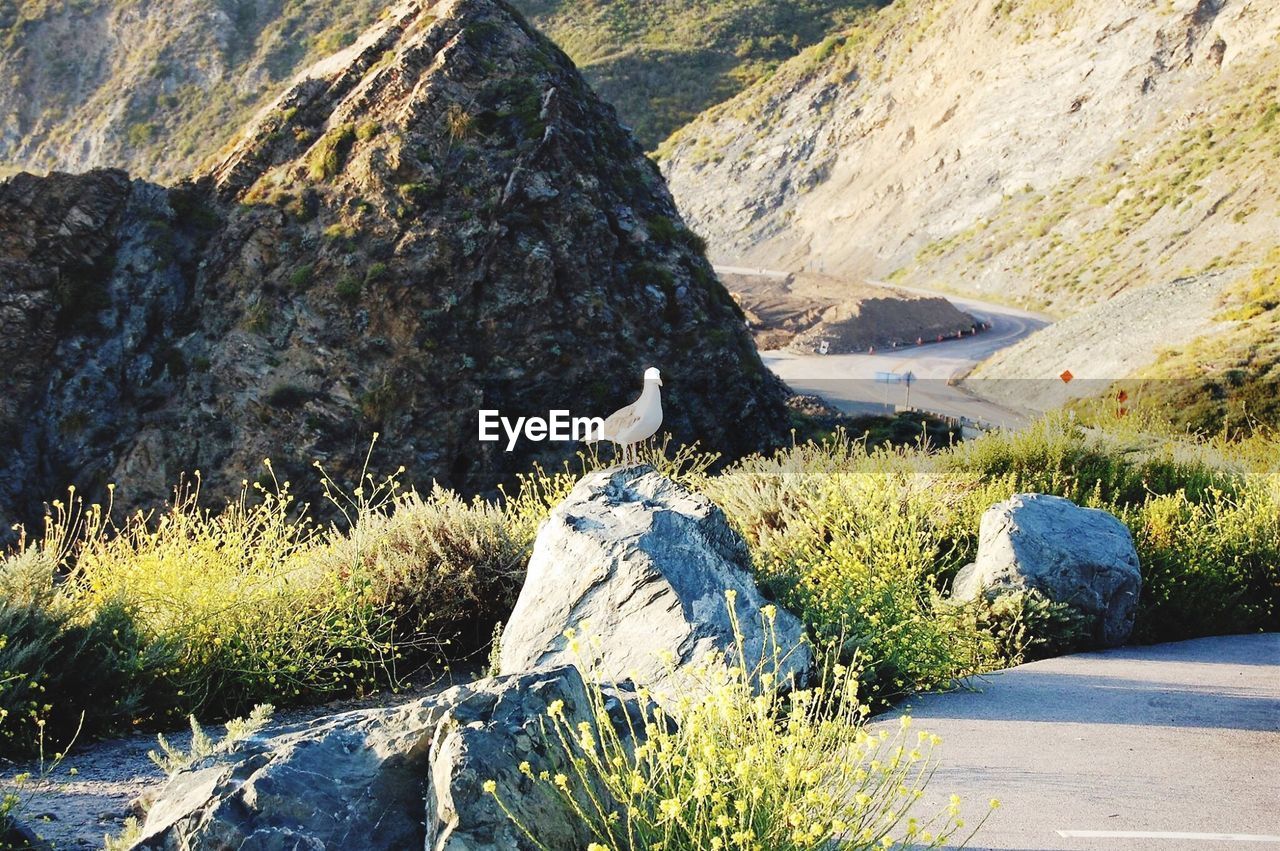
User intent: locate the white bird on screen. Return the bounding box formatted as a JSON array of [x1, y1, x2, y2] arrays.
[[593, 367, 664, 464]]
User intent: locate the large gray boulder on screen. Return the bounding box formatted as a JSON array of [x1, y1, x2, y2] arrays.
[[952, 493, 1141, 647], [498, 465, 811, 700], [133, 667, 621, 851]]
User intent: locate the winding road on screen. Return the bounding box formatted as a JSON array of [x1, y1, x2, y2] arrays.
[[716, 267, 1051, 429]]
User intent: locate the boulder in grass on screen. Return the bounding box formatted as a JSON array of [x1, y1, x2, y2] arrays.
[[952, 493, 1141, 647], [498, 465, 812, 701]]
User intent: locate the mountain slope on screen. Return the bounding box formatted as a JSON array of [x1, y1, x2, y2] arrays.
[[0, 0, 390, 180], [659, 0, 1279, 312], [510, 0, 883, 148], [0, 0, 788, 536], [659, 0, 1280, 428], [0, 0, 881, 179]]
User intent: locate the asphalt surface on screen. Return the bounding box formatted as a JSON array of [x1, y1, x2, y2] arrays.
[[879, 634, 1280, 850], [715, 267, 1051, 427]]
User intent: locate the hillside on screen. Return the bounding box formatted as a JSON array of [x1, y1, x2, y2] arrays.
[[0, 0, 391, 180], [659, 0, 1280, 428], [0, 0, 788, 538], [509, 0, 883, 148], [0, 0, 882, 179]]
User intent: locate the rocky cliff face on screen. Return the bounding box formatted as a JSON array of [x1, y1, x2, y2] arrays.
[[0, 0, 788, 536], [659, 0, 1280, 315]]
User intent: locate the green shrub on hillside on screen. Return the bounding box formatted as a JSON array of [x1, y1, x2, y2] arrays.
[[308, 484, 527, 650], [0, 458, 548, 756], [1, 547, 153, 757], [63, 478, 402, 720], [306, 123, 357, 181], [703, 440, 998, 699], [1130, 483, 1280, 642]]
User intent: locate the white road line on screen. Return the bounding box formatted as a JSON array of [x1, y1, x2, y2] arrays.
[[1057, 830, 1280, 842]]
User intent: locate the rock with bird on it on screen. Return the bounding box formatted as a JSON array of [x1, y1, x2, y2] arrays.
[[498, 464, 812, 702]]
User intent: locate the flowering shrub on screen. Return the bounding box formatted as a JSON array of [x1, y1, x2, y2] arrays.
[[63, 477, 402, 720], [489, 606, 995, 850]]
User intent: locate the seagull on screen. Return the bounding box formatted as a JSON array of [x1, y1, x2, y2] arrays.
[[593, 367, 664, 464]]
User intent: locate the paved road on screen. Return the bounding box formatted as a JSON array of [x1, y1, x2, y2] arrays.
[[715, 267, 1050, 427], [879, 634, 1280, 850]]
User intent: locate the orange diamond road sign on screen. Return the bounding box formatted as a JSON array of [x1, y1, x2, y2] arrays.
[[1060, 370, 1074, 384]]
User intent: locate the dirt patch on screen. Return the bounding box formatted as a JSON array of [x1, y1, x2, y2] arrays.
[[724, 271, 977, 353]]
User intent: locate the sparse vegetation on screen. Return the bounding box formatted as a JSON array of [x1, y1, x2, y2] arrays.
[[264, 382, 315, 409], [149, 703, 273, 776], [307, 124, 357, 181], [289, 264, 315, 289], [336, 274, 362, 302], [445, 103, 474, 142], [894, 52, 1280, 316], [2, 0, 390, 182], [1115, 246, 1280, 435]]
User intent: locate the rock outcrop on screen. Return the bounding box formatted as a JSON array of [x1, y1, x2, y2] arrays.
[[952, 493, 1142, 647], [499, 465, 811, 699], [135, 666, 621, 850], [0, 0, 789, 536]]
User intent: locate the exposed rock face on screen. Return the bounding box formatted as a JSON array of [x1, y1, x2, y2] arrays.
[[425, 667, 638, 850], [952, 494, 1142, 647], [499, 465, 812, 698], [135, 695, 443, 849], [0, 0, 788, 535], [0, 170, 209, 532], [135, 666, 619, 850]]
